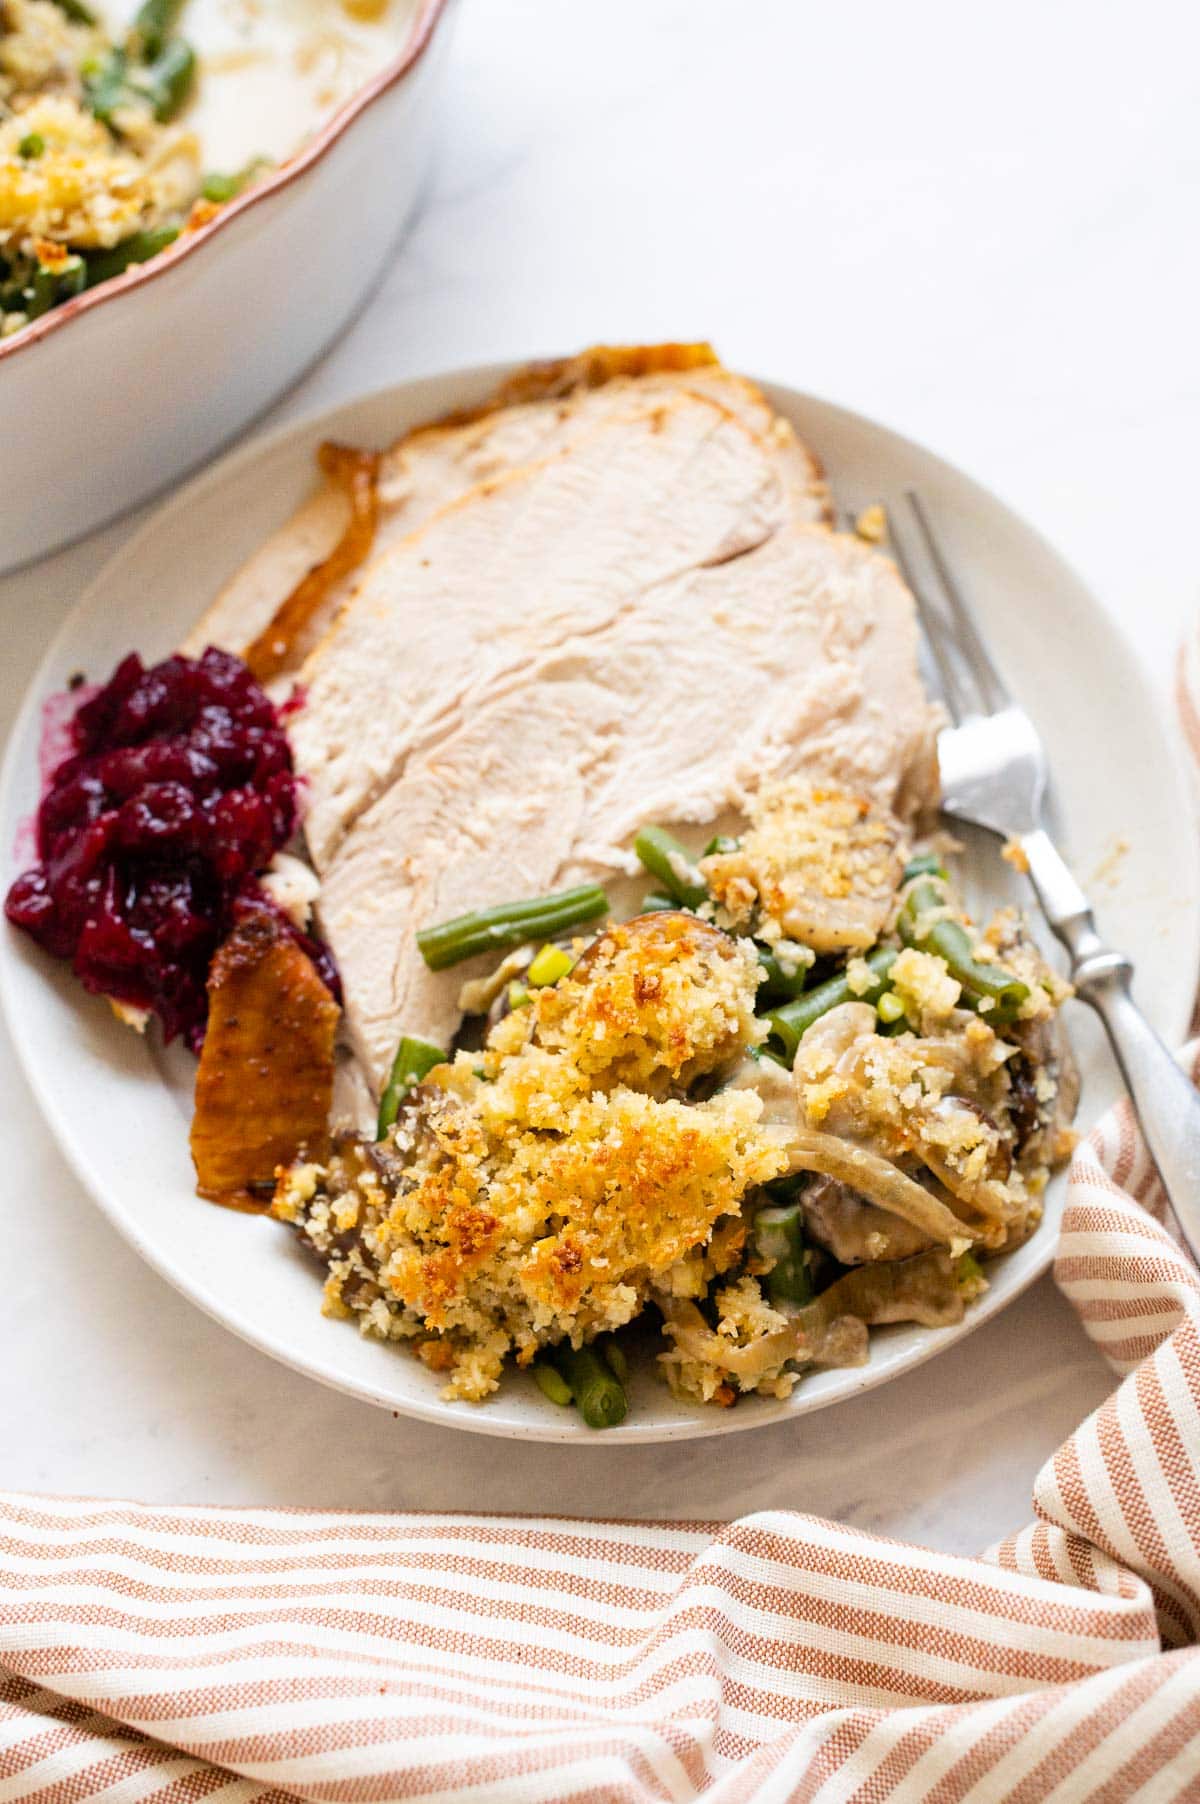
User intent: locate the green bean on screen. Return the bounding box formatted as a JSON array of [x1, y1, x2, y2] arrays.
[[633, 826, 707, 909], [901, 852, 948, 883], [755, 943, 811, 1002], [898, 876, 1029, 1024], [84, 226, 179, 287], [416, 883, 608, 971], [763, 946, 898, 1065], [138, 38, 195, 119], [25, 255, 85, 320], [639, 892, 676, 913], [376, 1034, 445, 1138], [82, 48, 130, 125], [532, 1363, 572, 1407], [24, 269, 56, 321], [85, 26, 195, 127], [50, 0, 96, 23], [132, 0, 185, 59], [754, 1201, 813, 1305], [549, 1344, 628, 1429], [601, 1337, 629, 1383]]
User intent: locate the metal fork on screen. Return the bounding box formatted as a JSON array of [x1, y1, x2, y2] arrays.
[[889, 489, 1200, 1257]]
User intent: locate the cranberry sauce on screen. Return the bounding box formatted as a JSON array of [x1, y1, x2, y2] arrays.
[[5, 647, 333, 1050]]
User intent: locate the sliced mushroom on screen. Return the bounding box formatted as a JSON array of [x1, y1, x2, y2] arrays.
[[800, 1174, 933, 1264]]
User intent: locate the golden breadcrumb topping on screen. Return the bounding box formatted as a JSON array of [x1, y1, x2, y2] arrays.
[[0, 0, 92, 99], [0, 95, 197, 250], [274, 910, 785, 1399], [700, 779, 905, 953], [505, 910, 764, 1096]]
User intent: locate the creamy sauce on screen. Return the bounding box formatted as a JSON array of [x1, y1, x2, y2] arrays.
[[98, 0, 419, 171]]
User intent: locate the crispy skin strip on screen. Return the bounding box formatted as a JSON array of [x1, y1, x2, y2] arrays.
[[425, 342, 714, 431], [242, 443, 380, 684], [783, 1129, 975, 1250], [424, 343, 720, 432], [190, 914, 339, 1208], [490, 342, 719, 407]]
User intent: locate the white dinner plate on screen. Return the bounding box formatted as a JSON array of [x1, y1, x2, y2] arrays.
[[3, 364, 1196, 1443]]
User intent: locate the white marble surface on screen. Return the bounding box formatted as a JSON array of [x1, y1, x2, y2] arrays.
[[3, 0, 1197, 1552]]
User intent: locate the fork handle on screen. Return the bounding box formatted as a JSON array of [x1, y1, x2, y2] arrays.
[[1020, 828, 1200, 1258]]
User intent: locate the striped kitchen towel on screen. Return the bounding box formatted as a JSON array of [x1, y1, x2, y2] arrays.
[[2, 1061, 1200, 1802]]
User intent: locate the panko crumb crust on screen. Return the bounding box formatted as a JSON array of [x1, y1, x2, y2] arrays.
[[274, 911, 788, 1399], [701, 778, 905, 954]]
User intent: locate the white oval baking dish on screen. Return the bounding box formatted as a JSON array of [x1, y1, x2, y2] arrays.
[[0, 0, 458, 573]]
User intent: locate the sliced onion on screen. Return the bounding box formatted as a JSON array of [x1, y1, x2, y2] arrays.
[[658, 1297, 807, 1380], [783, 1129, 976, 1251], [657, 1249, 967, 1383]]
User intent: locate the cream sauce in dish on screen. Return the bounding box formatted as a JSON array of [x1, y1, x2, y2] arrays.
[[98, 0, 419, 172]]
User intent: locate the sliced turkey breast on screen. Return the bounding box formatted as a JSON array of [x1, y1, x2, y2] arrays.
[[291, 392, 790, 866], [374, 364, 829, 538], [182, 354, 827, 668], [316, 520, 939, 1089], [317, 681, 623, 1088]]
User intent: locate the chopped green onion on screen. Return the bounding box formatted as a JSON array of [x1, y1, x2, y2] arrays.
[[527, 944, 574, 987], [876, 989, 906, 1024], [18, 132, 44, 159], [955, 1251, 984, 1290], [416, 883, 609, 971], [200, 159, 270, 203], [377, 1034, 445, 1138], [507, 981, 531, 1010], [201, 171, 240, 203], [639, 892, 676, 913], [703, 834, 740, 857]]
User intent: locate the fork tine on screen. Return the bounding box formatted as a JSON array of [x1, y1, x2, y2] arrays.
[[904, 490, 1010, 712], [886, 508, 966, 724]]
